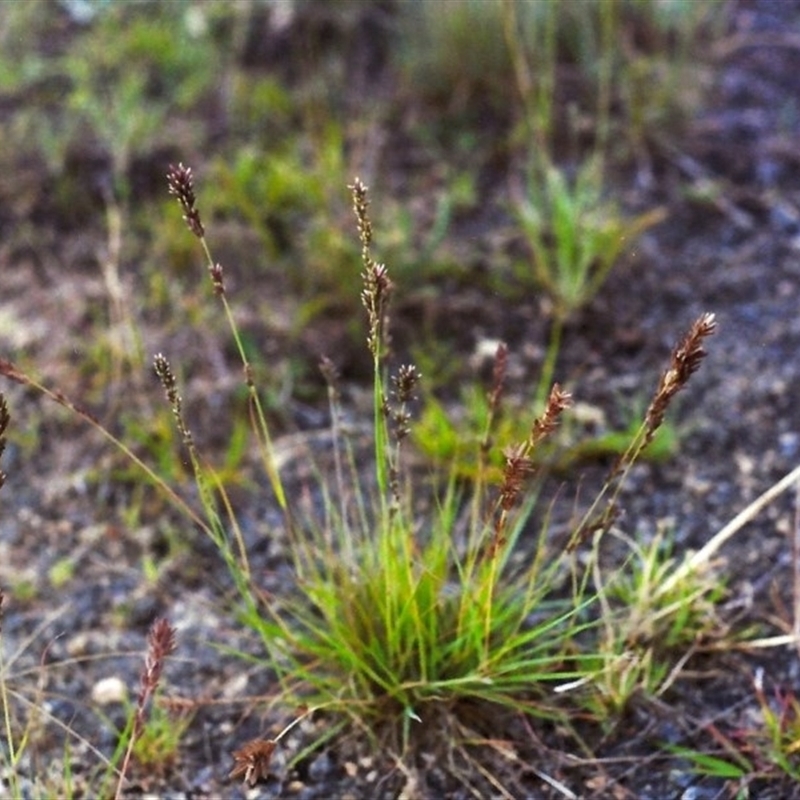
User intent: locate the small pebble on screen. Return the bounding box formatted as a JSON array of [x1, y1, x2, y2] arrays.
[[308, 752, 335, 781], [91, 676, 128, 705]]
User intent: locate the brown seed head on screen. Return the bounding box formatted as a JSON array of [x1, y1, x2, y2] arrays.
[[230, 738, 277, 786], [362, 262, 393, 357], [646, 312, 716, 435], [153, 354, 179, 405], [166, 163, 205, 238], [349, 177, 372, 252], [209, 262, 225, 295], [488, 342, 508, 412], [530, 383, 571, 445], [134, 618, 177, 736], [146, 618, 177, 671], [392, 364, 421, 404], [154, 354, 194, 447], [140, 619, 176, 696], [499, 443, 535, 511]]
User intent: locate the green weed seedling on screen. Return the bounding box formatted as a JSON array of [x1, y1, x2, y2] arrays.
[[511, 152, 666, 407], [415, 380, 677, 483], [675, 669, 800, 787], [501, 0, 669, 407], [579, 525, 727, 718], [515, 157, 666, 325]]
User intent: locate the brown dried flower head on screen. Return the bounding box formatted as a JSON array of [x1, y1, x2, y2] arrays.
[[166, 163, 205, 238], [362, 262, 393, 357], [349, 177, 372, 253], [392, 364, 421, 404], [143, 619, 177, 688], [153, 353, 178, 401], [132, 618, 177, 740], [488, 342, 508, 412], [499, 443, 535, 512], [208, 262, 225, 295], [530, 383, 572, 445], [230, 738, 277, 786], [0, 393, 8, 490], [646, 312, 716, 435], [153, 354, 194, 447]]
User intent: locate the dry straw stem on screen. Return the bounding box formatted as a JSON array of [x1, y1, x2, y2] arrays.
[[661, 460, 800, 653]]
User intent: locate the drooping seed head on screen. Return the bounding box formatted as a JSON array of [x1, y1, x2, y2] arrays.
[[230, 738, 277, 786]]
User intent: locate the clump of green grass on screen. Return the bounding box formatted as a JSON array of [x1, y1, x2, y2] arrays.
[[0, 166, 732, 793], [157, 165, 724, 784], [162, 167, 597, 740], [582, 525, 727, 717]]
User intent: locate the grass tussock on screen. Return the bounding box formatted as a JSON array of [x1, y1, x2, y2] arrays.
[[11, 158, 795, 797], [155, 165, 724, 777], [1, 157, 796, 793], [0, 164, 726, 792]]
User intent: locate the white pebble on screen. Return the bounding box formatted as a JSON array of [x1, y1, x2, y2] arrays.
[[91, 676, 128, 705]]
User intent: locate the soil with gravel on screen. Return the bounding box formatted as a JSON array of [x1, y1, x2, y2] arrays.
[[2, 1, 800, 798]]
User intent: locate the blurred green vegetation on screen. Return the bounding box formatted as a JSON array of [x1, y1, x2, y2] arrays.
[[0, 0, 725, 466]]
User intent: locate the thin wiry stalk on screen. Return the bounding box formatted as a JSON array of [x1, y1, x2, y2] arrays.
[[350, 178, 393, 505], [152, 354, 267, 656], [480, 384, 571, 662], [319, 356, 351, 549], [473, 342, 508, 528], [0, 359, 209, 535], [166, 163, 287, 514]]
